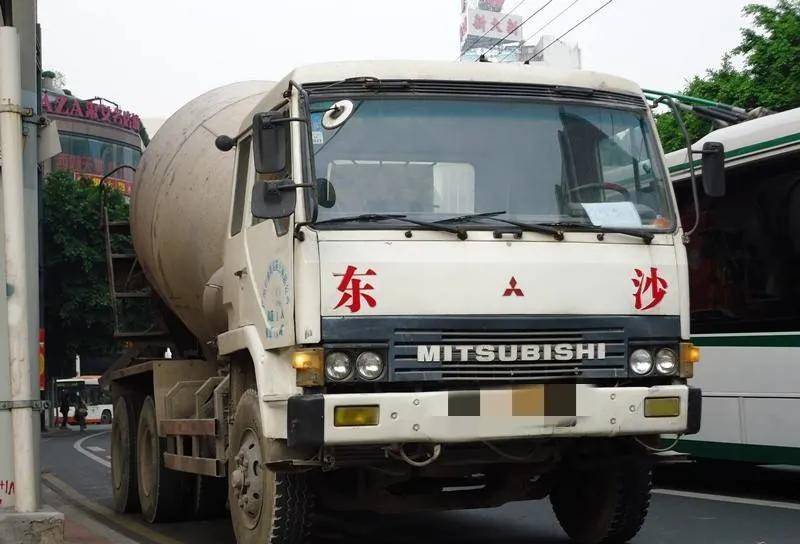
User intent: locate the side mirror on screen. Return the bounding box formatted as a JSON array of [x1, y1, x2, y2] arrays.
[[701, 141, 726, 198], [317, 178, 336, 208], [252, 112, 289, 175], [252, 180, 296, 219]]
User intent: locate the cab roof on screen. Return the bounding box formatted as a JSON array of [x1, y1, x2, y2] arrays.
[[244, 60, 644, 132], [286, 60, 640, 93]]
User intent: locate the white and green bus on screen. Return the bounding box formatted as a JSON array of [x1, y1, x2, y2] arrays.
[[666, 106, 800, 465]]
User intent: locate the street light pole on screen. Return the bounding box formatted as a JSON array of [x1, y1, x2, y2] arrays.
[[0, 24, 38, 513]]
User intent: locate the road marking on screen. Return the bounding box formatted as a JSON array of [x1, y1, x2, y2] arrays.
[[87, 446, 106, 453], [74, 432, 111, 468], [654, 488, 800, 511], [43, 473, 183, 544]]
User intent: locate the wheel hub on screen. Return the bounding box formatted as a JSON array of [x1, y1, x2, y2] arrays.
[[231, 429, 264, 529]]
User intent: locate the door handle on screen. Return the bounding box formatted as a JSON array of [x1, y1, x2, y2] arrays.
[[233, 268, 248, 279]]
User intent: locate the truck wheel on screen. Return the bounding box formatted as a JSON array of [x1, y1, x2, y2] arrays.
[[136, 395, 192, 523], [101, 410, 113, 425], [229, 389, 313, 544], [111, 396, 139, 513], [550, 464, 651, 544]]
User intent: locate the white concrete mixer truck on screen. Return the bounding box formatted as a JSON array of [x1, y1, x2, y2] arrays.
[[105, 61, 716, 544]]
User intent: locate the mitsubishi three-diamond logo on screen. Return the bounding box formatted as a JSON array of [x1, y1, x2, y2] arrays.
[[503, 276, 524, 297]]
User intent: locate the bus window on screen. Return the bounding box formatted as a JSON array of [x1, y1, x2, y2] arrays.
[[676, 154, 800, 334]]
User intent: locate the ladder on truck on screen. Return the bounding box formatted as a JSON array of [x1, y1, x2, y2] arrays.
[[102, 206, 170, 340]]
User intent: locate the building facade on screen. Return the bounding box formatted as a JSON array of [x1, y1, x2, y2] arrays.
[[520, 36, 582, 70], [41, 73, 143, 196], [459, 0, 581, 69]]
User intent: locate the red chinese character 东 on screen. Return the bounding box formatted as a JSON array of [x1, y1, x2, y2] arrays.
[[334, 266, 377, 313], [632, 267, 668, 310]]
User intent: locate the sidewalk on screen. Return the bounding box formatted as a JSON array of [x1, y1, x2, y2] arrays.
[[42, 484, 138, 544]]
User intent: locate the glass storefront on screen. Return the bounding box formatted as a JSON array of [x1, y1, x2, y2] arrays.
[[51, 133, 142, 195]]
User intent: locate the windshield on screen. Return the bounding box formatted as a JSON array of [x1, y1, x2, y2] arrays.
[[310, 98, 674, 230]]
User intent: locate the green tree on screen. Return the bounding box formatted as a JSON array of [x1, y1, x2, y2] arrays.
[[655, 1, 800, 153], [43, 171, 128, 378]]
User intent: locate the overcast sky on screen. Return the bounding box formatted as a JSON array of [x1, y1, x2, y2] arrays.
[[39, 0, 774, 121]]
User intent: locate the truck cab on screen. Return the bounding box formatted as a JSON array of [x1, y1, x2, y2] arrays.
[[109, 61, 701, 544]]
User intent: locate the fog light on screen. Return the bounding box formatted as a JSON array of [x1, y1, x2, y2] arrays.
[[356, 351, 384, 380], [655, 348, 678, 375], [334, 405, 380, 427], [630, 349, 654, 375], [644, 397, 680, 417], [325, 352, 353, 381]]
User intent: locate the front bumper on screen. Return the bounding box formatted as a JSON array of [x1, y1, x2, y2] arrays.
[[287, 385, 700, 448]]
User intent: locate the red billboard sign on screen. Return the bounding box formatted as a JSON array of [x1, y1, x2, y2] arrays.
[[41, 92, 142, 133]]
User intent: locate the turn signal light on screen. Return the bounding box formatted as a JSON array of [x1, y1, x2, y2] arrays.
[[644, 397, 680, 418], [334, 405, 380, 427], [679, 343, 700, 378], [292, 349, 324, 387]]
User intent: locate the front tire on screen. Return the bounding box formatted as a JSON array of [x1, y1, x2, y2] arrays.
[[550, 464, 651, 544], [101, 409, 113, 425], [111, 396, 139, 513], [136, 395, 192, 523], [228, 389, 313, 544]]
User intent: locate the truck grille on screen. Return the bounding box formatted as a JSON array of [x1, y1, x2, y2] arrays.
[[391, 327, 628, 382]]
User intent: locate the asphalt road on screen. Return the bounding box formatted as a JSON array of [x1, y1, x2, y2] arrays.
[[41, 428, 800, 544]]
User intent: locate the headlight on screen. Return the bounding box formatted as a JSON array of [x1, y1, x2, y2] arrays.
[[630, 348, 654, 375], [356, 351, 384, 380], [325, 352, 353, 381], [655, 348, 678, 375]]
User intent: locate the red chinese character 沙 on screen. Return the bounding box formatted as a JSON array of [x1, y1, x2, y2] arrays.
[[632, 267, 668, 310]]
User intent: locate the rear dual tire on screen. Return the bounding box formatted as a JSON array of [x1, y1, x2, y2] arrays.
[[111, 395, 140, 513], [136, 395, 194, 522], [113, 392, 230, 522]]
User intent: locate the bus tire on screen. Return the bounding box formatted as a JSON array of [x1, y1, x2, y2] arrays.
[[111, 395, 139, 513], [229, 389, 313, 544], [101, 409, 113, 425], [136, 395, 192, 523], [550, 464, 651, 544]]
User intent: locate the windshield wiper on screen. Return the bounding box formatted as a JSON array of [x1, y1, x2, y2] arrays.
[[435, 211, 508, 224], [542, 221, 655, 244], [436, 212, 564, 240], [313, 213, 468, 240], [313, 213, 404, 225]]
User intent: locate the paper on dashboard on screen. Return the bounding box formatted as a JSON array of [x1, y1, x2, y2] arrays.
[[581, 202, 643, 228]]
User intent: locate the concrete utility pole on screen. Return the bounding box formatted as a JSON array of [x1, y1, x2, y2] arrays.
[[0, 1, 64, 541], [0, 23, 37, 514]]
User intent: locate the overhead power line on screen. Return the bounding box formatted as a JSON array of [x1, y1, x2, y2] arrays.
[[498, 0, 582, 63], [477, 0, 555, 61], [524, 0, 616, 64], [457, 0, 531, 60]]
